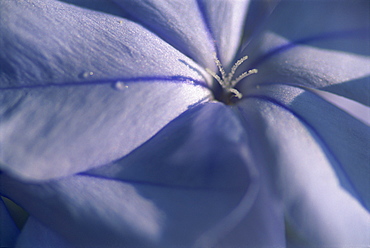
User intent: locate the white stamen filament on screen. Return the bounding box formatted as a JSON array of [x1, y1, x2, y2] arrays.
[[231, 69, 258, 87], [206, 53, 258, 101], [205, 68, 224, 87], [227, 55, 250, 83]]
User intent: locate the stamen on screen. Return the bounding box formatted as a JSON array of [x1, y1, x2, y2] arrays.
[[205, 68, 225, 88], [227, 55, 249, 83], [228, 88, 243, 99], [212, 53, 227, 82], [231, 69, 258, 87], [206, 53, 257, 104]]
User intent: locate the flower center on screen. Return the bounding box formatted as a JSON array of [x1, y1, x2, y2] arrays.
[[206, 53, 257, 105]]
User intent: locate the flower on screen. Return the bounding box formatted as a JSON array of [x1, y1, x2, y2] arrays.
[[0, 0, 369, 247]]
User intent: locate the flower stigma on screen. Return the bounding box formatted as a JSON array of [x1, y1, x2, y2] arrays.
[[206, 53, 257, 105]]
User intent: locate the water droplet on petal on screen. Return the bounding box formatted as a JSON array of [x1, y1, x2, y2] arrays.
[[79, 71, 94, 79], [113, 81, 128, 90]]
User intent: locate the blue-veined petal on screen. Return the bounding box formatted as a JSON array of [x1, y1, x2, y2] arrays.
[[87, 101, 285, 247], [241, 0, 369, 60], [63, 0, 253, 67], [237, 84, 370, 246], [0, 0, 212, 181], [0, 102, 285, 247], [261, 0, 369, 56], [237, 0, 369, 105], [111, 0, 217, 68], [240, 32, 370, 106], [86, 102, 252, 190], [311, 88, 370, 125], [246, 84, 370, 209], [0, 0, 209, 87]]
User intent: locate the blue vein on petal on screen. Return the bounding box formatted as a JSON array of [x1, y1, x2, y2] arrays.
[[0, 76, 209, 91], [250, 28, 369, 68], [240, 94, 368, 211]]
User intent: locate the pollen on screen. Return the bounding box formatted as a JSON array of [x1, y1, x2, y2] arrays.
[[206, 53, 257, 103]]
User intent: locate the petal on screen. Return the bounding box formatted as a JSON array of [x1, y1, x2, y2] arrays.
[[16, 217, 70, 248], [0, 0, 208, 88], [59, 0, 127, 17], [237, 0, 370, 105], [249, 84, 370, 209], [0, 0, 212, 181], [241, 0, 281, 46], [197, 0, 251, 66], [310, 88, 370, 126], [240, 32, 370, 106], [250, 0, 369, 56], [212, 171, 285, 247], [86, 102, 252, 191], [0, 102, 284, 247], [111, 0, 217, 68], [238, 84, 370, 245], [0, 82, 210, 181], [0, 197, 19, 247], [87, 101, 285, 247]]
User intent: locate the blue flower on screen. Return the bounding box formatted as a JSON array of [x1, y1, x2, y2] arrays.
[[0, 0, 369, 247]]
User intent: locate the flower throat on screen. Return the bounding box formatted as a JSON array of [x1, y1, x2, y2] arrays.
[[206, 53, 257, 105]]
